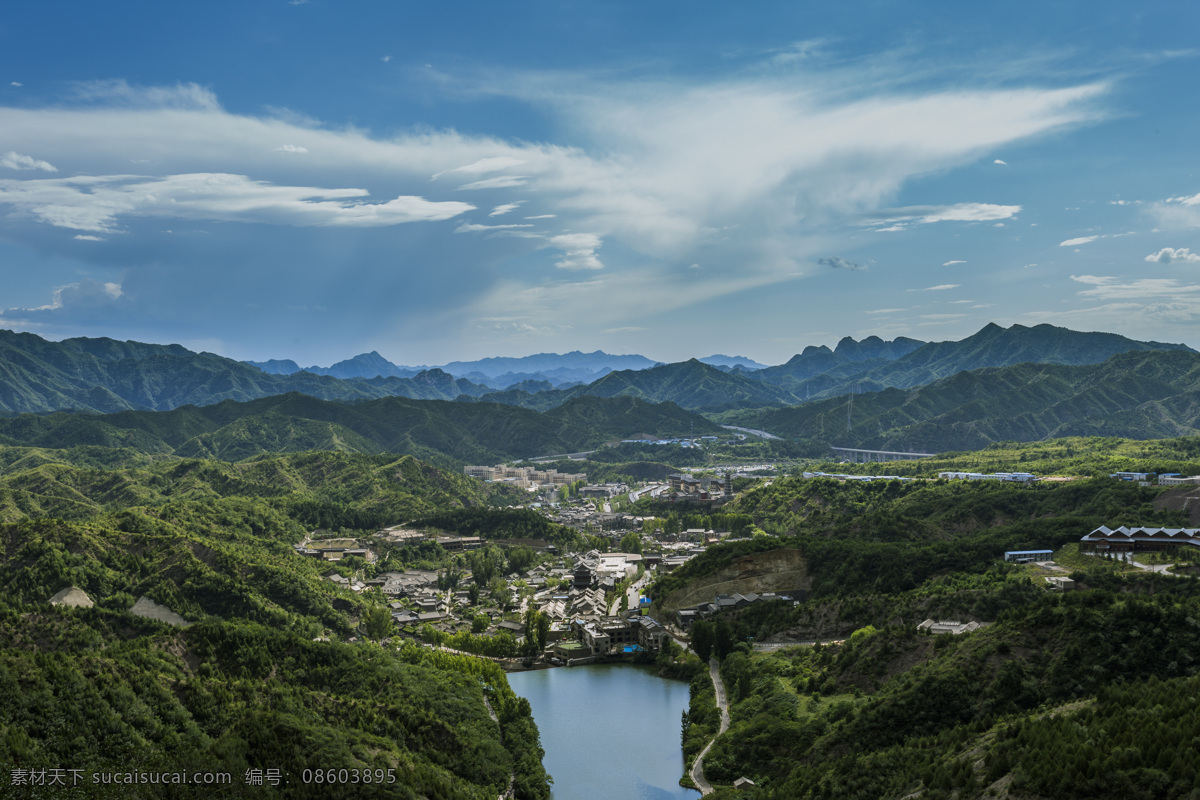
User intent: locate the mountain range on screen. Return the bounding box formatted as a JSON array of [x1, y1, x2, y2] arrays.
[[2, 324, 1196, 457], [731, 349, 1200, 453]]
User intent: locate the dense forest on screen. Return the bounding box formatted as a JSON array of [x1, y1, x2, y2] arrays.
[[649, 444, 1200, 799], [0, 446, 553, 799]]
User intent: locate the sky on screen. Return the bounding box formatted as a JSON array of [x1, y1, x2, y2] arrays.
[[1, 1, 1198, 367]]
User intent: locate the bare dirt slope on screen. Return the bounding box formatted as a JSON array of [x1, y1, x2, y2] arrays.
[[1153, 485, 1200, 526], [659, 548, 811, 613]]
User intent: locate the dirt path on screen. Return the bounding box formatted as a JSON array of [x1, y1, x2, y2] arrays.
[[690, 657, 730, 795], [482, 695, 516, 800]]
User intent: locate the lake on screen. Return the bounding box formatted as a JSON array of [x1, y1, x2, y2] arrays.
[[507, 664, 701, 800]]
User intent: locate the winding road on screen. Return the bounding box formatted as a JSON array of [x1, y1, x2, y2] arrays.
[[690, 657, 730, 795]]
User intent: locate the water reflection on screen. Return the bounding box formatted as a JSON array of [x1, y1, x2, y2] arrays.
[[507, 664, 702, 800]]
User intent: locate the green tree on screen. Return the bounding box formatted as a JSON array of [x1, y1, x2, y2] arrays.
[[507, 545, 537, 574], [619, 531, 643, 554], [361, 604, 394, 641], [691, 620, 714, 662]]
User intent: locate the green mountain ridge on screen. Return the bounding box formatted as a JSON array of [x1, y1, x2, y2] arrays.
[[0, 330, 495, 415], [0, 393, 722, 465], [731, 349, 1200, 452]]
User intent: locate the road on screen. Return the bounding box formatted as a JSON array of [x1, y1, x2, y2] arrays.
[[518, 450, 596, 463], [627, 483, 665, 503], [690, 657, 730, 796], [608, 573, 649, 616], [720, 424, 781, 441]]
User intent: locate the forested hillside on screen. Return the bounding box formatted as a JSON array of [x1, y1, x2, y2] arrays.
[[730, 349, 1200, 451], [0, 393, 721, 465], [648, 446, 1200, 799], [0, 446, 555, 799], [0, 330, 492, 415]]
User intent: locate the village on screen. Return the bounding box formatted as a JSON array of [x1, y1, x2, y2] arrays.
[[288, 458, 794, 666]]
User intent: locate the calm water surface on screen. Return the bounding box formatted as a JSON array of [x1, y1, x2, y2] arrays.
[[507, 664, 701, 800]]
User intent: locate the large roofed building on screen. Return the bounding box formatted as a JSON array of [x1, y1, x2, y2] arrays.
[[1081, 525, 1200, 554]]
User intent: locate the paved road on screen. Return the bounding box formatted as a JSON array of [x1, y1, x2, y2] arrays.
[[721, 424, 781, 441], [690, 657, 730, 795]]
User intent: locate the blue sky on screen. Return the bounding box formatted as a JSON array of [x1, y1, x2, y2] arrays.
[[1, 1, 1198, 366]]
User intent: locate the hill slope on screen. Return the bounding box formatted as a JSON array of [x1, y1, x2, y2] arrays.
[[0, 393, 721, 464], [735, 349, 1200, 452]]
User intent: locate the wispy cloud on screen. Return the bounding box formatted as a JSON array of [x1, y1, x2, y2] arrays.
[[0, 173, 475, 232], [1070, 274, 1200, 300], [456, 175, 529, 191], [910, 283, 960, 292], [0, 65, 1110, 355], [454, 222, 535, 233], [1060, 235, 1101, 246], [818, 256, 866, 271], [489, 202, 523, 216], [866, 202, 1021, 231], [1153, 192, 1200, 229], [943, 260, 966, 266], [1, 151, 57, 172]]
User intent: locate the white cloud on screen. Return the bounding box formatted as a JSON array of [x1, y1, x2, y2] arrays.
[[919, 313, 967, 320], [0, 70, 1109, 349], [1070, 274, 1200, 300], [10, 82, 22, 87], [943, 260, 966, 265], [456, 175, 529, 191], [73, 234, 104, 241], [454, 222, 535, 233], [1060, 235, 1101, 246], [0, 173, 475, 232], [274, 144, 309, 154], [994, 159, 1008, 165], [866, 308, 904, 314], [910, 283, 960, 291], [435, 156, 528, 179], [867, 202, 1020, 230], [4, 279, 125, 321], [1151, 193, 1200, 229], [1145, 247, 1200, 264], [1, 151, 57, 172], [70, 79, 220, 111], [489, 202, 523, 216], [550, 232, 604, 270]]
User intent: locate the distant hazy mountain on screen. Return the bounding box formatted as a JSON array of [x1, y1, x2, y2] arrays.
[[0, 330, 491, 415], [458, 367, 614, 389], [439, 350, 660, 379], [248, 351, 421, 379], [700, 354, 769, 370], [734, 349, 1200, 452], [5, 323, 1195, 417], [786, 323, 1198, 401], [474, 358, 804, 412], [833, 335, 925, 362], [245, 358, 303, 375]]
